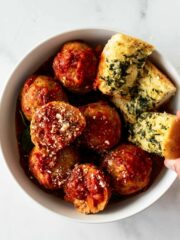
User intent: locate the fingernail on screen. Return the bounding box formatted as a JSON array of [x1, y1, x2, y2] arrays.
[[164, 160, 176, 171]]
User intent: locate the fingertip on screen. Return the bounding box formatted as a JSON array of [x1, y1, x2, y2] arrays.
[[165, 158, 180, 179], [164, 159, 176, 171], [176, 110, 180, 119]]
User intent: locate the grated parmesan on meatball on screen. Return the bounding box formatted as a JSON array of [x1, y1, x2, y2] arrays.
[[64, 164, 111, 214], [30, 101, 86, 154]]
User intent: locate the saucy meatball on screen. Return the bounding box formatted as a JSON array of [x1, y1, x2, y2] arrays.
[[21, 75, 67, 121], [103, 144, 152, 195], [30, 101, 86, 154], [64, 164, 111, 214], [29, 146, 79, 190], [79, 101, 121, 152], [53, 41, 97, 93]]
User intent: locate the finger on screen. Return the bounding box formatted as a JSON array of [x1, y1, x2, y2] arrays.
[[164, 159, 176, 171], [176, 110, 180, 119], [164, 159, 180, 178]]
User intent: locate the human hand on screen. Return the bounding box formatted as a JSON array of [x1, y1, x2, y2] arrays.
[[164, 111, 180, 178]]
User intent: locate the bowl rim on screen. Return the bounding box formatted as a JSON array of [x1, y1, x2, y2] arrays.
[[0, 27, 178, 223]]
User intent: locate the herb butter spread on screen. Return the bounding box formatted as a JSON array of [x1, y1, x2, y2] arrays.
[[128, 112, 176, 156], [95, 33, 154, 97], [112, 61, 176, 123]]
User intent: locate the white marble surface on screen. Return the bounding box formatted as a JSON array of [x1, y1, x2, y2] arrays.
[[1, 0, 180, 239]]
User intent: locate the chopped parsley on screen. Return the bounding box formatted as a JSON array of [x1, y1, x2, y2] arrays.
[[128, 112, 173, 155]]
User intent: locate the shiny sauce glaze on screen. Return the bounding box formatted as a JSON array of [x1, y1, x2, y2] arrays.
[[53, 46, 97, 88], [30, 101, 86, 154], [16, 51, 164, 201], [64, 164, 110, 208]]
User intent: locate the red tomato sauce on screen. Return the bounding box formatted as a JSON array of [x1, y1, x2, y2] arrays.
[[16, 52, 164, 202]]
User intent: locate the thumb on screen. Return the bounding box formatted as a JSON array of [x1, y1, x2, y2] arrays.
[[164, 159, 180, 178]]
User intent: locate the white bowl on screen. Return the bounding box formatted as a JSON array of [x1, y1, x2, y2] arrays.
[[0, 28, 179, 223]]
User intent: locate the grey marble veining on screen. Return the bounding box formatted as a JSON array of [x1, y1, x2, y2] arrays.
[[139, 0, 148, 19], [1, 0, 180, 239]]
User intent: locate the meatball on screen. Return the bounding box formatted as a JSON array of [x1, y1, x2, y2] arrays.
[[79, 101, 121, 152], [103, 144, 152, 195], [30, 101, 86, 154], [21, 75, 67, 121], [53, 41, 97, 93], [64, 164, 111, 214], [29, 146, 79, 190]]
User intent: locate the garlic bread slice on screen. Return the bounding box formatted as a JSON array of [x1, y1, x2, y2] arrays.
[[112, 61, 176, 123], [95, 33, 154, 98], [128, 112, 180, 159]]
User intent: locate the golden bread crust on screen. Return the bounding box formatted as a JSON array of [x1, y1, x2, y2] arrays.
[[163, 117, 180, 159], [128, 112, 180, 159], [95, 33, 154, 97], [112, 61, 176, 123]]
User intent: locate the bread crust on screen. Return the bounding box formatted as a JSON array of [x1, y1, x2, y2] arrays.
[[163, 117, 180, 159], [95, 33, 154, 97], [112, 61, 176, 123], [128, 112, 180, 159]]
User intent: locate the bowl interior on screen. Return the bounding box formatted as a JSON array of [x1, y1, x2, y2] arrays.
[[0, 28, 178, 223]]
